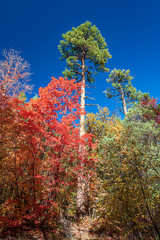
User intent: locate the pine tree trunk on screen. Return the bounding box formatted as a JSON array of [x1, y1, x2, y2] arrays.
[[80, 62, 85, 138], [120, 88, 127, 116], [76, 54, 86, 217]]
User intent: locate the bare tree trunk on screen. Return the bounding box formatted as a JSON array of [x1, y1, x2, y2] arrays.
[[80, 64, 85, 138], [120, 88, 127, 116], [76, 54, 86, 217]]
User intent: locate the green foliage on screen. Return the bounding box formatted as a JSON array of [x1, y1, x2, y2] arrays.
[[105, 69, 134, 99], [18, 92, 26, 102], [104, 69, 147, 114], [58, 21, 111, 83], [97, 105, 160, 239]]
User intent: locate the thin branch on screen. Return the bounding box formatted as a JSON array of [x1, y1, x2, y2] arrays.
[[86, 85, 97, 89], [115, 106, 125, 114], [74, 70, 82, 76], [85, 104, 99, 106], [85, 96, 95, 100]]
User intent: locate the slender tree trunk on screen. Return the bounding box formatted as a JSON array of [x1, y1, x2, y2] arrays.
[[120, 88, 127, 116], [80, 58, 85, 138], [76, 54, 86, 217]]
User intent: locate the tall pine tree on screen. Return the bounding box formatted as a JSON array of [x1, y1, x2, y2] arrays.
[[104, 69, 143, 115], [59, 21, 111, 217]]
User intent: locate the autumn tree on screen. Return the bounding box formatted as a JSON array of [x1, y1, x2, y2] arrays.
[[97, 104, 160, 239], [139, 96, 160, 124], [0, 77, 94, 238], [104, 69, 144, 116], [85, 107, 110, 141], [59, 21, 111, 216], [0, 49, 33, 97]]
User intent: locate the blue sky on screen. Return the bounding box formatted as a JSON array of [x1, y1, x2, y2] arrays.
[[0, 0, 159, 115]]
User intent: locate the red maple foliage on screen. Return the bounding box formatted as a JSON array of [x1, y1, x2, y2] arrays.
[[0, 77, 95, 238], [141, 97, 160, 124]]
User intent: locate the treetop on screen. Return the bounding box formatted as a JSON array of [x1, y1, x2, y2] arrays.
[[58, 21, 111, 83]]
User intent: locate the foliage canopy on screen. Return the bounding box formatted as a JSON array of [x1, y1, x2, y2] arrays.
[[58, 21, 111, 83]]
